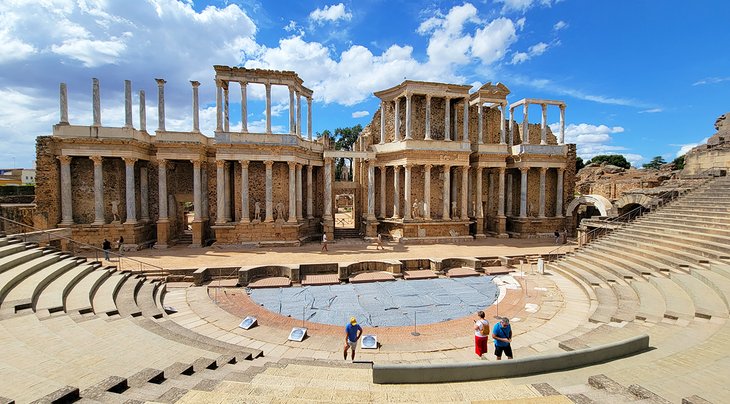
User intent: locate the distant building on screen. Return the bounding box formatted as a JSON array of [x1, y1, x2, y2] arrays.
[[0, 169, 36, 186]]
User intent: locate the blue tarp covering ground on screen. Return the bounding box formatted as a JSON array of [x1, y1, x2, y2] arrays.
[[249, 276, 498, 327]]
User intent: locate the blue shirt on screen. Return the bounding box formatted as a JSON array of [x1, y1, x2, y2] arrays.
[[346, 323, 362, 342], [492, 323, 511, 347]]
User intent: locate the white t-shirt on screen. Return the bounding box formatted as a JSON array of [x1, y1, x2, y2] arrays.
[[474, 319, 490, 337]]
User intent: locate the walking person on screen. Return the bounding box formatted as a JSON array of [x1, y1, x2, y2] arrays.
[[117, 235, 124, 256], [102, 238, 111, 261], [344, 317, 362, 361], [492, 317, 513, 360], [473, 310, 490, 359], [375, 233, 384, 250], [554, 230, 560, 245], [321, 233, 328, 252]]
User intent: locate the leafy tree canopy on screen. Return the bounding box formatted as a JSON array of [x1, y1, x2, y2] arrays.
[[333, 125, 362, 151], [672, 155, 685, 170], [576, 156, 585, 171], [642, 155, 666, 170], [586, 154, 631, 169]]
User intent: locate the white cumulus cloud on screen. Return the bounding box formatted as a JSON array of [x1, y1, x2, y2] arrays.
[[510, 41, 548, 64], [352, 111, 369, 118], [553, 20, 568, 30], [309, 3, 352, 24]]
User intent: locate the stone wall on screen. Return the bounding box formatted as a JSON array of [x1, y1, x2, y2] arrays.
[[34, 136, 60, 229]]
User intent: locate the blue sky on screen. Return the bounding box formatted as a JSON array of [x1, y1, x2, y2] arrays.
[[1, 0, 729, 168]]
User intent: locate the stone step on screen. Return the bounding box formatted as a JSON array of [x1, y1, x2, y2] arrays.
[[64, 268, 114, 313], [0, 358, 71, 403], [639, 217, 730, 234], [648, 276, 695, 321], [115, 275, 145, 318], [92, 272, 132, 316], [575, 248, 647, 279], [690, 268, 730, 310], [34, 263, 97, 315], [137, 281, 165, 319], [0, 248, 43, 274], [632, 221, 730, 242], [0, 253, 62, 308], [630, 280, 666, 322], [570, 251, 639, 280], [599, 235, 704, 270], [609, 231, 726, 265], [626, 226, 730, 255], [670, 273, 728, 319], [0, 242, 25, 259], [587, 241, 674, 274]]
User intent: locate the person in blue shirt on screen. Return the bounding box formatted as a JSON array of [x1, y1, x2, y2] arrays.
[[492, 317, 513, 360], [344, 316, 362, 360]]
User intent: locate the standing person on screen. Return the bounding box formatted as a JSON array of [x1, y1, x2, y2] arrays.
[[117, 235, 124, 256], [492, 317, 513, 360], [344, 316, 362, 360], [554, 230, 560, 245], [321, 232, 328, 252], [473, 310, 490, 359], [376, 233, 384, 250], [102, 239, 111, 261]]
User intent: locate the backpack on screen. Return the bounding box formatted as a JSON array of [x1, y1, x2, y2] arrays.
[[479, 320, 489, 336]]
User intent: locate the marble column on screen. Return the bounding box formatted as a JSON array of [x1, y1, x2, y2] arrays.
[[201, 164, 208, 220], [506, 172, 513, 217], [296, 164, 303, 220], [475, 166, 483, 219], [307, 97, 312, 140], [403, 164, 412, 220], [90, 156, 104, 225], [59, 83, 69, 124], [463, 100, 469, 142], [140, 165, 149, 221], [139, 90, 146, 132], [522, 103, 529, 144], [124, 157, 137, 224], [425, 95, 432, 140], [223, 162, 231, 222], [556, 168, 565, 217], [392, 165, 400, 219], [444, 97, 451, 141], [423, 164, 431, 220], [296, 92, 302, 136], [58, 156, 73, 225], [306, 165, 314, 219], [379, 166, 386, 218], [324, 158, 333, 219], [264, 160, 274, 222], [158, 160, 168, 221], [461, 166, 469, 220], [240, 82, 248, 133], [124, 80, 133, 128], [477, 102, 484, 144], [519, 167, 528, 218], [488, 172, 495, 215], [539, 167, 547, 218], [192, 160, 202, 221], [405, 94, 412, 140], [497, 167, 506, 217], [215, 81, 222, 131], [191, 81, 200, 133], [559, 105, 566, 144], [92, 78, 101, 126], [540, 104, 548, 145], [499, 104, 506, 144], [240, 160, 249, 223], [265, 83, 272, 134], [223, 82, 229, 132], [367, 160, 376, 220], [442, 165, 451, 220], [215, 160, 225, 224], [379, 101, 386, 144], [508, 107, 514, 147], [393, 98, 401, 142], [156, 78, 166, 132], [289, 86, 296, 135], [287, 162, 297, 223]]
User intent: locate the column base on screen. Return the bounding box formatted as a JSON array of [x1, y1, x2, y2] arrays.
[[156, 220, 170, 247], [124, 220, 138, 225], [59, 220, 74, 227], [91, 221, 105, 226], [191, 221, 204, 247]]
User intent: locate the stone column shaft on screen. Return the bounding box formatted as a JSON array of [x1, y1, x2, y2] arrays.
[[506, 172, 513, 216], [379, 101, 386, 144], [497, 168, 506, 217], [379, 166, 386, 218], [405, 94, 412, 140], [289, 87, 296, 135], [296, 164, 303, 220], [306, 165, 314, 219], [288, 162, 297, 223], [499, 104, 506, 144], [265, 160, 274, 222], [156, 78, 166, 131], [463, 100, 469, 142], [522, 103, 529, 144], [403, 165, 412, 220], [539, 167, 547, 218], [461, 166, 469, 220], [296, 92, 302, 136], [124, 80, 133, 128], [92, 78, 101, 126], [265, 83, 272, 134], [367, 161, 376, 220], [139, 90, 146, 132], [124, 158, 137, 224], [556, 168, 565, 217], [240, 82, 248, 132], [444, 97, 451, 141], [393, 98, 401, 142], [442, 166, 451, 220], [91, 156, 104, 225], [191, 81, 200, 132], [509, 107, 514, 147], [223, 83, 229, 132], [425, 95, 432, 140], [192, 160, 201, 221], [58, 156, 74, 225], [324, 159, 333, 219], [215, 82, 222, 131], [424, 164, 431, 220], [392, 166, 400, 218], [223, 162, 231, 221], [158, 160, 168, 221], [541, 103, 548, 145], [475, 167, 483, 218], [478, 103, 483, 144], [59, 83, 69, 124], [215, 161, 225, 224], [520, 168, 528, 218], [307, 97, 312, 140], [140, 165, 149, 221], [201, 164, 208, 220], [559, 105, 566, 144], [240, 161, 249, 222]]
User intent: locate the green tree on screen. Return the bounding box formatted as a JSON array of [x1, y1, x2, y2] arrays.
[[642, 156, 666, 169], [586, 154, 631, 169], [672, 155, 685, 170], [576, 156, 585, 172], [333, 124, 362, 151]]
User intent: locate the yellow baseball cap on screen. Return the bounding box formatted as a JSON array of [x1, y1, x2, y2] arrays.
[[350, 317, 357, 325]]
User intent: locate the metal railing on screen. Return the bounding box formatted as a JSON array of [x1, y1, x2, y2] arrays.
[[0, 215, 167, 277], [545, 166, 726, 263]]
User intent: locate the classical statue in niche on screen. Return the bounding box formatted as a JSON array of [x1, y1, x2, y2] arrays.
[[275, 202, 286, 222], [412, 199, 420, 219], [253, 201, 261, 222], [111, 201, 120, 223], [451, 201, 457, 220]]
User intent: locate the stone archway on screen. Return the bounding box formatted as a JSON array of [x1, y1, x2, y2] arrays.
[[565, 194, 613, 217], [614, 193, 654, 211]]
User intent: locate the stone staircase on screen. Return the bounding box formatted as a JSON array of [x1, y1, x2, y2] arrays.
[[334, 227, 361, 239]]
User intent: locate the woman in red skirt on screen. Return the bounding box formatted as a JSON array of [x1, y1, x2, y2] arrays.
[[474, 310, 490, 359]]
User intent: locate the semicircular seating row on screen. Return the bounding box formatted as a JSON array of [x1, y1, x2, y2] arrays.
[[0, 235, 263, 403]]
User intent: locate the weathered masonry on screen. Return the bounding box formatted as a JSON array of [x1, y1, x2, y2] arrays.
[[35, 66, 575, 248]]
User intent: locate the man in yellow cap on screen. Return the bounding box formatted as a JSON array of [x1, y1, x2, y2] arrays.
[[344, 316, 363, 360]]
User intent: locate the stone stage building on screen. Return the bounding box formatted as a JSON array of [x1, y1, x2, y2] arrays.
[[34, 66, 575, 248]]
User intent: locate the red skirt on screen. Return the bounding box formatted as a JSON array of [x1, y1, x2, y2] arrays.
[[475, 335, 488, 357]]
